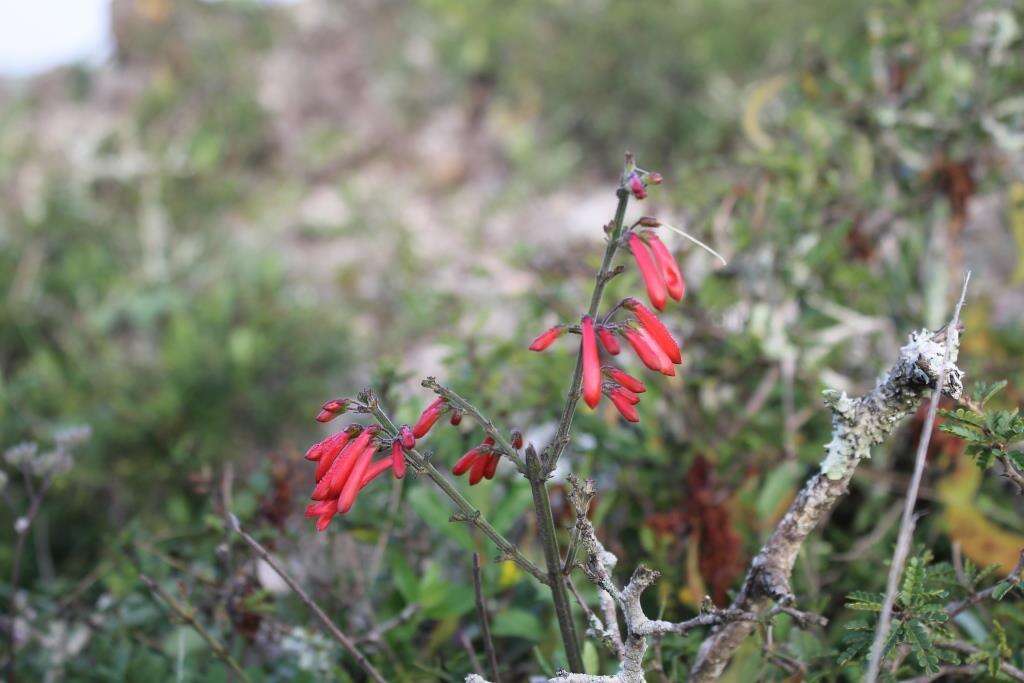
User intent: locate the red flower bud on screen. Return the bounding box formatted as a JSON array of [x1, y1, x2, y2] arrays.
[[623, 327, 663, 372], [468, 450, 490, 485], [412, 397, 446, 438], [637, 327, 675, 376], [449, 410, 463, 426], [315, 398, 350, 423], [610, 385, 640, 405], [581, 316, 601, 409], [529, 325, 566, 351], [338, 437, 378, 514], [399, 425, 415, 449], [628, 173, 647, 200], [596, 325, 621, 355], [628, 233, 667, 311], [510, 429, 523, 450], [313, 426, 362, 480], [314, 499, 339, 531], [646, 234, 685, 301], [603, 366, 646, 393], [624, 298, 681, 364], [483, 453, 500, 480], [453, 448, 481, 476], [647, 172, 663, 185], [312, 427, 376, 499], [390, 440, 406, 479], [608, 388, 640, 423]]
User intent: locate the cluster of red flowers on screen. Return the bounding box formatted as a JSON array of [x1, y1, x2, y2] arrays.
[[302, 400, 409, 531], [529, 201, 685, 422]]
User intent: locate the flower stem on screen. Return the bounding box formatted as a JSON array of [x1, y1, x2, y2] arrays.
[[542, 186, 630, 473], [366, 395, 549, 585], [526, 447, 584, 672]]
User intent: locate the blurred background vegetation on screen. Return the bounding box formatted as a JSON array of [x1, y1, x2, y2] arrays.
[[1, 0, 1023, 680]]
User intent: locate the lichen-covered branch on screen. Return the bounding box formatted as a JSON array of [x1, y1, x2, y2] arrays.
[[688, 325, 965, 681]]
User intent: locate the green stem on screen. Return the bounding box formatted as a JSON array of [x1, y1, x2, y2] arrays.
[[526, 447, 584, 672], [367, 398, 549, 585], [542, 187, 630, 473]]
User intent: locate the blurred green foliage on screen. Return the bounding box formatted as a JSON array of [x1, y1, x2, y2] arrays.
[[1, 0, 1023, 680]]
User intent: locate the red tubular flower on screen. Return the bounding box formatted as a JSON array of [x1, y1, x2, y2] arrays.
[[315, 398, 350, 423], [624, 298, 681, 364], [305, 500, 334, 518], [611, 385, 640, 405], [596, 325, 621, 355], [313, 499, 339, 531], [628, 233, 667, 311], [452, 447, 482, 476], [529, 325, 566, 351], [623, 327, 663, 372], [390, 440, 406, 479], [510, 429, 523, 450], [628, 173, 647, 200], [637, 327, 675, 376], [483, 454, 499, 480], [581, 315, 601, 409], [646, 234, 685, 301], [449, 410, 463, 426], [468, 451, 490, 485], [398, 425, 415, 449], [338, 438, 378, 514], [313, 426, 362, 480], [412, 397, 446, 438], [603, 366, 646, 393], [312, 427, 376, 499], [607, 389, 640, 422], [359, 457, 392, 488]]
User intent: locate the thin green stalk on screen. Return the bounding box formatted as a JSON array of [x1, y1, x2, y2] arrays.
[[527, 447, 584, 672], [542, 186, 630, 473]]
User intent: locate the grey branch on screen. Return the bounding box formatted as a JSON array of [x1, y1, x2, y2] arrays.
[[688, 322, 966, 681]]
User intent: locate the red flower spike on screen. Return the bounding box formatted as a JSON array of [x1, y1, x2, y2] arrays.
[[611, 386, 641, 405], [529, 325, 566, 352], [623, 327, 663, 372], [399, 425, 415, 449], [468, 451, 490, 485], [624, 298, 681, 364], [596, 325, 621, 355], [628, 233, 667, 311], [510, 429, 523, 450], [412, 397, 446, 438], [646, 234, 685, 301], [390, 440, 406, 479], [315, 398, 350, 423], [603, 366, 646, 393], [452, 448, 481, 476], [581, 316, 602, 409], [637, 327, 675, 376], [628, 173, 647, 200], [608, 389, 641, 423], [450, 410, 463, 426], [483, 454, 500, 480], [338, 439, 378, 514]]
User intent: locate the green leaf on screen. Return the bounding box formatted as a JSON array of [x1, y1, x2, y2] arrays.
[[991, 580, 1015, 601], [491, 608, 543, 640]]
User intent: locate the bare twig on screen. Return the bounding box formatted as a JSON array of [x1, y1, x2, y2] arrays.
[[227, 515, 387, 683], [472, 553, 501, 683], [689, 318, 967, 681], [934, 638, 1024, 682], [866, 272, 971, 682], [139, 574, 251, 682], [946, 549, 1024, 618]]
